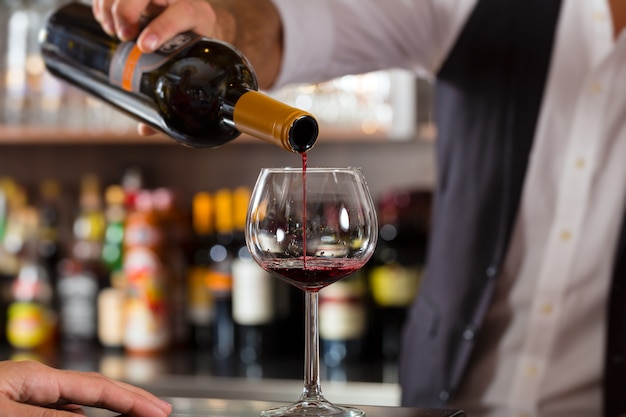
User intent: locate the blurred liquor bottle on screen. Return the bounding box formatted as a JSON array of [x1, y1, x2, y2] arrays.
[[367, 190, 430, 361], [97, 184, 128, 349], [123, 190, 170, 355], [187, 191, 215, 349], [207, 188, 235, 361], [0, 178, 25, 345], [72, 174, 106, 264], [153, 187, 189, 347], [101, 185, 126, 275], [0, 179, 28, 275], [120, 166, 143, 212], [36, 179, 63, 303], [56, 257, 100, 349], [3, 0, 66, 126], [0, 178, 21, 279], [231, 186, 276, 364], [0, 0, 18, 121], [6, 205, 57, 352], [320, 270, 367, 368], [57, 175, 107, 348]]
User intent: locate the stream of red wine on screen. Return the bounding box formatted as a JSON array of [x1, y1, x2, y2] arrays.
[[301, 152, 307, 269]]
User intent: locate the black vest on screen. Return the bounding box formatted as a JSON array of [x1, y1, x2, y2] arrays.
[[399, 1, 626, 416]]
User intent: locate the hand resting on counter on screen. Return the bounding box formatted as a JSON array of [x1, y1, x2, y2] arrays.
[[0, 360, 171, 417]]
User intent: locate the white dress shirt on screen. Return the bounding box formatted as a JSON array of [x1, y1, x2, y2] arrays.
[[271, 0, 626, 416]]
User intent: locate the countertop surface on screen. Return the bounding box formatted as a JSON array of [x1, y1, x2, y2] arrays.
[[83, 397, 466, 417], [1, 346, 403, 406], [60, 345, 401, 406]]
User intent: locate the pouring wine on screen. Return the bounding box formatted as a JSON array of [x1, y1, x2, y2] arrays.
[[246, 167, 378, 417]]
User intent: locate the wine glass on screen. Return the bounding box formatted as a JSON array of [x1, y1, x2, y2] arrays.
[[246, 167, 378, 417]]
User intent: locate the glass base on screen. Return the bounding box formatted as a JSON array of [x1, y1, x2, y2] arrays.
[[260, 399, 365, 417]]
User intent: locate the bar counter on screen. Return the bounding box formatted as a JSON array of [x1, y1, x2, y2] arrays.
[[83, 397, 466, 417], [2, 346, 403, 405], [2, 347, 466, 416]]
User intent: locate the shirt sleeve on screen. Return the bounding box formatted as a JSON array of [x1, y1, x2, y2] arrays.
[[271, 0, 477, 88]]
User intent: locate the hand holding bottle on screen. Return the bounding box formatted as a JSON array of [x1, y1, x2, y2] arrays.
[[93, 0, 218, 47], [91, 0, 284, 135], [92, 0, 235, 138], [41, 3, 317, 152], [91, 0, 283, 89]]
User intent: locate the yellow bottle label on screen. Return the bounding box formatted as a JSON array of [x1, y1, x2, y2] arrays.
[[369, 264, 422, 307], [6, 302, 55, 349]]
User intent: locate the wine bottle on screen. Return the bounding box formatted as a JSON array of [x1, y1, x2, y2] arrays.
[[367, 191, 429, 361], [123, 190, 170, 354], [319, 270, 367, 368], [231, 186, 275, 364], [152, 187, 189, 347], [57, 258, 100, 348], [6, 207, 57, 351], [97, 185, 127, 349], [72, 174, 106, 264], [36, 179, 63, 307], [207, 188, 236, 360], [187, 192, 216, 349], [39, 2, 319, 153]]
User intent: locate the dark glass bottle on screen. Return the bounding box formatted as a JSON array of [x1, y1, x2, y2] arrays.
[[37, 179, 63, 300], [187, 191, 216, 350], [39, 2, 318, 152], [231, 186, 275, 365], [367, 191, 430, 361], [207, 188, 236, 361]]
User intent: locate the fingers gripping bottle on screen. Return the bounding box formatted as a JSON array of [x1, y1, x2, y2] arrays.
[[39, 2, 318, 153]]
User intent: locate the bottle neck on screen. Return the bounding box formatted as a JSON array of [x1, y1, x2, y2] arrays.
[[232, 91, 319, 153]]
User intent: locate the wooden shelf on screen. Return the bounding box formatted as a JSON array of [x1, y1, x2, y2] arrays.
[[0, 126, 172, 145], [0, 125, 416, 146]]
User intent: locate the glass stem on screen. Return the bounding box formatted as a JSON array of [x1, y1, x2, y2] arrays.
[[301, 290, 324, 401]]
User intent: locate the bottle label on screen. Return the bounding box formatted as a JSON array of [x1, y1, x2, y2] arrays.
[[57, 272, 99, 339], [369, 264, 422, 307], [187, 266, 214, 325], [125, 222, 161, 248], [98, 287, 125, 348], [319, 276, 366, 341], [319, 301, 366, 341], [109, 32, 202, 92], [6, 302, 55, 349], [232, 258, 274, 326], [123, 247, 169, 352]]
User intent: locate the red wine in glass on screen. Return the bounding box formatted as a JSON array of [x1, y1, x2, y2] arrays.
[[261, 257, 366, 292]]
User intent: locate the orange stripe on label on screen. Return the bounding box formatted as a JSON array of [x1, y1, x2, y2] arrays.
[[121, 45, 143, 92]]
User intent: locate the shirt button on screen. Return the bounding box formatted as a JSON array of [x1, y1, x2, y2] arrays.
[[526, 364, 538, 377], [541, 303, 554, 315], [590, 82, 603, 94], [439, 390, 450, 402], [560, 230, 572, 241], [486, 265, 498, 278], [575, 157, 586, 169], [463, 326, 476, 341]]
